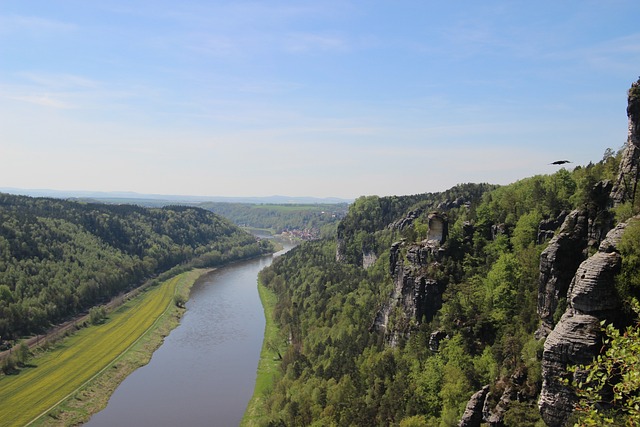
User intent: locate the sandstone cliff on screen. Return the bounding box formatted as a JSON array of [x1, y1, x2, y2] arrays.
[[538, 221, 627, 426], [611, 78, 640, 206], [373, 213, 449, 344], [536, 181, 613, 339], [536, 209, 589, 338]]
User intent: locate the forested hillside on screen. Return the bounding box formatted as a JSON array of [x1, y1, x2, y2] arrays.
[[0, 193, 273, 341], [200, 202, 348, 239], [255, 148, 636, 426]]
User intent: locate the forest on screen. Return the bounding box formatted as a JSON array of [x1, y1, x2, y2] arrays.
[[255, 148, 640, 426], [0, 194, 273, 342], [199, 202, 348, 238]]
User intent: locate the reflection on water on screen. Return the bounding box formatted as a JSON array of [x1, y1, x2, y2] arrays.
[[87, 244, 293, 427]]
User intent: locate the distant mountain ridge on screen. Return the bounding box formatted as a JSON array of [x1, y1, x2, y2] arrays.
[[0, 188, 353, 205]]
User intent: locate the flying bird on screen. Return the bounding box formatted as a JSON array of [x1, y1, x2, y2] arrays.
[[550, 160, 571, 165]]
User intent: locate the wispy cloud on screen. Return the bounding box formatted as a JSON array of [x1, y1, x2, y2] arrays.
[[282, 32, 349, 53], [580, 33, 640, 73], [18, 72, 100, 89], [0, 72, 151, 112], [0, 14, 76, 35], [10, 94, 74, 109]]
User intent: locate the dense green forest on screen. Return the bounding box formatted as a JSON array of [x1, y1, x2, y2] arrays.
[[0, 194, 273, 342], [199, 202, 348, 238], [255, 150, 633, 426]]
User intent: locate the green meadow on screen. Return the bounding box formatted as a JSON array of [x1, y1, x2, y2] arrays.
[[0, 269, 206, 427], [241, 281, 282, 427]]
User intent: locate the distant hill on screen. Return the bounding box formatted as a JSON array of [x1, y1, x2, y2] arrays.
[[0, 188, 353, 205], [0, 192, 273, 341], [200, 202, 350, 239]]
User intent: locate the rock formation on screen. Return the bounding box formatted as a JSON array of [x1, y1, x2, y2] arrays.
[[538, 222, 626, 426], [537, 179, 614, 339], [389, 208, 424, 230], [459, 386, 490, 427], [427, 212, 447, 243], [537, 211, 568, 244], [611, 78, 640, 206], [373, 213, 449, 344], [536, 209, 589, 338]]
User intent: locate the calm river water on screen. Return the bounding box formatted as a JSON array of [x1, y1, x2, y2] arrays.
[[86, 242, 293, 427]]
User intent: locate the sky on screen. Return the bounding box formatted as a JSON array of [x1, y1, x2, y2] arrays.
[[1, 1, 639, 199]]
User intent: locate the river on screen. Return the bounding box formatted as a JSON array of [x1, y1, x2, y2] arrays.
[[86, 242, 294, 427]]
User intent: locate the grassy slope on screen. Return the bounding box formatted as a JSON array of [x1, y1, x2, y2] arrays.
[[241, 281, 282, 426], [0, 269, 207, 427]]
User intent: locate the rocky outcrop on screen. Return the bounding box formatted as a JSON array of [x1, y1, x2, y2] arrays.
[[537, 211, 568, 244], [536, 209, 589, 338], [427, 212, 448, 243], [373, 240, 446, 345], [536, 179, 614, 340], [336, 235, 347, 263], [374, 213, 450, 344], [437, 196, 469, 211], [362, 250, 377, 269], [429, 330, 448, 352], [483, 386, 515, 427], [459, 385, 490, 427], [389, 208, 424, 230], [538, 222, 626, 426], [611, 79, 640, 206]]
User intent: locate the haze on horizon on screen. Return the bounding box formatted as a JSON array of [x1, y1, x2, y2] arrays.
[[1, 1, 639, 200]]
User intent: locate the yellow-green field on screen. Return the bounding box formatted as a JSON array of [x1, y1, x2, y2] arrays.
[[0, 269, 206, 427], [241, 281, 282, 426]]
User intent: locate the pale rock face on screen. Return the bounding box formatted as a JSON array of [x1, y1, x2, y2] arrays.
[[538, 222, 625, 426], [568, 252, 621, 314], [373, 239, 446, 344], [427, 213, 447, 243], [459, 385, 490, 427], [539, 310, 603, 427], [362, 250, 377, 269], [536, 209, 589, 338], [374, 213, 449, 344], [611, 80, 640, 206]]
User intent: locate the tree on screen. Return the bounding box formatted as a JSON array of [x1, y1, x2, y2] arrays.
[[15, 341, 30, 367], [569, 300, 640, 426], [89, 306, 107, 325], [173, 294, 187, 308]]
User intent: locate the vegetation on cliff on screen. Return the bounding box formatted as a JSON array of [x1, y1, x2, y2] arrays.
[[253, 150, 624, 426]]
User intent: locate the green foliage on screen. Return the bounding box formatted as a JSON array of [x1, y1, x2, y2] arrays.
[[511, 210, 543, 252], [503, 401, 545, 426], [201, 202, 348, 238], [484, 253, 523, 324], [615, 218, 640, 306], [569, 301, 640, 426], [0, 193, 272, 340], [612, 202, 635, 223], [249, 155, 622, 425], [89, 306, 107, 325], [2, 354, 17, 375], [399, 415, 431, 427], [173, 293, 187, 308], [15, 341, 30, 367]]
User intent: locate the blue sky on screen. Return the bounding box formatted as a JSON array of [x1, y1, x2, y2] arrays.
[[1, 1, 639, 199]]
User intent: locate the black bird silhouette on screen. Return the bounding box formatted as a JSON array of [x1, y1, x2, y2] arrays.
[[550, 160, 571, 165]]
